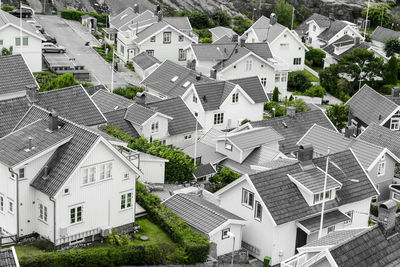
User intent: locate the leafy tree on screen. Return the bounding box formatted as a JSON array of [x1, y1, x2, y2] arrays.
[[1, 5, 14, 11], [296, 5, 312, 24], [361, 5, 392, 28], [289, 98, 309, 113], [233, 16, 252, 35], [274, 0, 293, 28], [305, 46, 326, 68], [113, 85, 144, 99], [211, 10, 231, 27], [188, 12, 210, 29], [303, 85, 326, 98], [320, 64, 340, 95], [383, 56, 398, 85], [210, 167, 241, 191], [272, 87, 280, 102], [39, 73, 78, 91], [1, 46, 13, 56], [326, 104, 349, 131], [193, 29, 212, 39], [384, 39, 400, 57], [288, 71, 312, 92], [200, 37, 212, 43]]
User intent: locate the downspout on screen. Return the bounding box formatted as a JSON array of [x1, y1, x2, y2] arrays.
[[8, 168, 19, 243], [50, 196, 56, 250]]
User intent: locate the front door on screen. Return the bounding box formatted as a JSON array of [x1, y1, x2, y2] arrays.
[[295, 227, 307, 253]]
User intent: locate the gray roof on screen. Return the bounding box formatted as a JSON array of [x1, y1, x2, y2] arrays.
[[132, 51, 161, 70], [298, 124, 387, 169], [224, 127, 283, 151], [249, 149, 377, 225], [248, 15, 287, 43], [228, 76, 268, 103], [91, 89, 135, 113], [84, 84, 106, 96], [250, 109, 336, 154], [317, 20, 348, 42], [119, 10, 156, 32], [193, 163, 216, 178], [163, 193, 245, 234], [214, 35, 235, 44], [124, 102, 157, 125], [163, 17, 192, 31], [347, 84, 398, 125], [302, 228, 367, 248], [109, 7, 138, 30], [0, 247, 18, 267], [191, 43, 237, 61], [371, 26, 400, 43], [323, 39, 371, 61], [141, 60, 213, 98], [20, 106, 100, 197], [148, 97, 201, 136], [0, 54, 37, 95], [103, 108, 140, 138], [133, 92, 162, 105], [0, 96, 30, 137], [210, 26, 236, 40], [290, 168, 341, 194], [295, 13, 331, 36], [358, 123, 400, 158], [321, 35, 355, 55], [194, 81, 236, 111], [297, 209, 349, 233], [0, 9, 43, 39]]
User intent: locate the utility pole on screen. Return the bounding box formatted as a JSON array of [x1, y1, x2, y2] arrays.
[[20, 1, 22, 55], [111, 51, 115, 92], [364, 0, 370, 38], [291, 7, 295, 30]]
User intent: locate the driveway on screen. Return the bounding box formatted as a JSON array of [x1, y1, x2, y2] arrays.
[[36, 15, 140, 88]]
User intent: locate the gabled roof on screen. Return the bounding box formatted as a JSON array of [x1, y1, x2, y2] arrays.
[[358, 123, 400, 158], [250, 109, 336, 154], [295, 13, 331, 36], [148, 97, 201, 136], [109, 7, 137, 30], [209, 26, 236, 40], [140, 60, 213, 98], [297, 209, 349, 234], [190, 42, 237, 61], [301, 228, 367, 248], [317, 20, 348, 42], [346, 84, 398, 125], [248, 15, 287, 43], [0, 9, 44, 39], [102, 108, 140, 138], [323, 39, 371, 61], [371, 26, 400, 43], [248, 149, 377, 225], [163, 193, 245, 234], [194, 80, 237, 111], [228, 76, 268, 103], [0, 96, 30, 137], [132, 51, 161, 70], [124, 102, 158, 125], [213, 35, 235, 44], [0, 247, 19, 267], [91, 89, 135, 113], [0, 54, 37, 96], [119, 10, 156, 32], [193, 163, 217, 178], [290, 168, 342, 194]]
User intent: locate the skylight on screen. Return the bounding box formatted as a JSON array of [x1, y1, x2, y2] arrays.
[[171, 76, 179, 82], [182, 81, 191, 88]]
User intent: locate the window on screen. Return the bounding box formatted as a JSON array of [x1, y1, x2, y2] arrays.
[[390, 118, 400, 130], [275, 73, 281, 83], [327, 225, 335, 234], [39, 204, 48, 222], [222, 228, 230, 240], [146, 50, 154, 56], [82, 168, 88, 184], [254, 201, 262, 221], [151, 122, 159, 133], [121, 192, 132, 210], [70, 206, 83, 224], [393, 192, 400, 202], [313, 25, 316, 31], [178, 49, 186, 61], [150, 36, 156, 42], [0, 40, 3, 46], [242, 189, 254, 208], [193, 95, 198, 103], [225, 141, 232, 151], [281, 73, 288, 82], [293, 57, 302, 65], [88, 167, 96, 183], [19, 168, 25, 179], [64, 187, 70, 195], [15, 37, 21, 46], [344, 210, 353, 225], [0, 195, 3, 212], [214, 113, 224, 125], [378, 160, 385, 176], [99, 164, 105, 180], [245, 60, 252, 71], [195, 156, 202, 164], [120, 45, 124, 55], [178, 35, 184, 42], [184, 135, 192, 140], [232, 92, 239, 103], [163, 32, 171, 43], [8, 199, 14, 214], [261, 77, 267, 87], [284, 34, 287, 38], [313, 190, 332, 204], [23, 37, 28, 46], [280, 43, 289, 48]]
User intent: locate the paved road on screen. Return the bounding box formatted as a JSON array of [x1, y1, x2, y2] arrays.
[[36, 15, 140, 88]]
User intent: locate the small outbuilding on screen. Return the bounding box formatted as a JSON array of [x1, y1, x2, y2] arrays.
[[81, 14, 97, 33], [131, 52, 161, 80]]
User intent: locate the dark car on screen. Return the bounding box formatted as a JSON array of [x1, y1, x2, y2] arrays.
[[42, 33, 57, 44]]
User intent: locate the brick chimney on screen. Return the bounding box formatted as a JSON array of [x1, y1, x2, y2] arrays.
[[239, 37, 246, 47], [154, 4, 160, 16], [157, 10, 163, 22], [133, 4, 139, 14], [286, 106, 296, 118], [26, 85, 38, 103], [49, 109, 59, 132], [298, 144, 314, 168], [344, 125, 355, 138], [270, 13, 277, 25], [378, 200, 398, 237]]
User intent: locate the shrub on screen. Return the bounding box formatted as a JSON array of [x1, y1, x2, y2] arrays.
[[305, 46, 326, 68], [1, 5, 14, 11], [200, 37, 212, 43], [93, 45, 114, 63], [303, 85, 326, 98], [272, 87, 279, 102], [113, 85, 144, 99], [32, 239, 53, 252], [61, 9, 108, 24], [125, 61, 135, 72], [264, 101, 286, 117], [288, 71, 312, 92], [1, 46, 13, 56], [38, 73, 78, 92], [209, 167, 241, 192]]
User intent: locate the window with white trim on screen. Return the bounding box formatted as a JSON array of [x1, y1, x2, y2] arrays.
[[163, 32, 171, 43], [390, 117, 400, 130], [120, 192, 132, 210], [99, 162, 112, 180], [232, 92, 239, 103], [293, 57, 302, 65], [261, 77, 267, 87], [193, 95, 198, 103], [393, 192, 400, 202], [313, 190, 332, 204], [275, 73, 281, 83], [214, 113, 224, 125], [0, 40, 3, 46], [254, 201, 262, 221], [82, 168, 88, 184], [64, 187, 70, 195], [245, 60, 252, 71], [344, 210, 353, 225], [0, 195, 3, 212], [184, 135, 192, 140], [39, 203, 48, 222], [146, 50, 154, 56], [124, 173, 130, 179], [70, 206, 82, 224], [151, 122, 159, 133], [178, 35, 184, 42], [313, 25, 316, 31], [178, 49, 186, 61], [222, 228, 230, 239], [242, 189, 254, 208], [327, 225, 335, 234], [23, 37, 28, 46], [88, 166, 96, 183], [225, 141, 233, 151], [19, 168, 25, 179], [280, 43, 289, 48], [281, 72, 288, 82], [8, 199, 14, 214], [377, 155, 385, 176]]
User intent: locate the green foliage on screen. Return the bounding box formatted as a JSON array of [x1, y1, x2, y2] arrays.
[[209, 167, 241, 191], [305, 46, 326, 68], [60, 9, 108, 24], [107, 232, 131, 246], [288, 98, 310, 113], [264, 101, 286, 117], [1, 5, 14, 11], [211, 10, 231, 27], [1, 46, 13, 56], [93, 44, 114, 63], [113, 85, 144, 99], [274, 0, 294, 28], [296, 6, 312, 24], [38, 73, 78, 92], [370, 204, 379, 217], [361, 5, 392, 28], [380, 84, 396, 95], [385, 39, 400, 57], [303, 85, 326, 98], [188, 12, 211, 29], [200, 37, 212, 43], [125, 61, 135, 72], [31, 239, 53, 252], [193, 29, 212, 39], [105, 126, 195, 182], [383, 56, 398, 85], [241, 118, 251, 125], [326, 104, 349, 131], [289, 94, 294, 101], [320, 64, 340, 95], [288, 71, 312, 92], [272, 87, 280, 102], [233, 16, 252, 35], [136, 182, 210, 263]]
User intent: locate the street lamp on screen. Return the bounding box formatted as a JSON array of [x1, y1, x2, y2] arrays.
[[272, 107, 276, 118], [227, 232, 235, 267]]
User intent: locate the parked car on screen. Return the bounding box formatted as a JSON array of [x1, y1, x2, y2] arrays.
[[42, 33, 57, 44], [42, 43, 66, 53]]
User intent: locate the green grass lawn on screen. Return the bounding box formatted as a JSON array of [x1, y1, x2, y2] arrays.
[[14, 244, 47, 258], [303, 69, 320, 82], [131, 218, 176, 247]]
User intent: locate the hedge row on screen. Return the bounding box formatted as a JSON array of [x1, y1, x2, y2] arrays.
[[136, 182, 211, 263], [19, 245, 166, 267], [61, 9, 107, 24]]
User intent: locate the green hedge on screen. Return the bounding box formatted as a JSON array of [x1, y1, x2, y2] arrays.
[[19, 245, 166, 267], [61, 9, 108, 24], [136, 182, 210, 263]]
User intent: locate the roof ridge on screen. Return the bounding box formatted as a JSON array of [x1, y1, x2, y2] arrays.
[[0, 118, 43, 141], [179, 193, 229, 221], [37, 84, 83, 95], [329, 226, 377, 251]]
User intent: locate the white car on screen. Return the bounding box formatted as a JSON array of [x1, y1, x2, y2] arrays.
[[42, 43, 66, 53]]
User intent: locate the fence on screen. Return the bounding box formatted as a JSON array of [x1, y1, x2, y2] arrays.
[[304, 65, 319, 79], [0, 235, 17, 247]]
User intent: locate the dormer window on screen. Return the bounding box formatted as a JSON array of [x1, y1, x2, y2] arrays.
[[151, 122, 159, 133], [225, 141, 233, 151], [377, 155, 385, 176], [390, 118, 400, 130], [232, 93, 239, 103], [313, 190, 332, 204], [313, 25, 316, 31]]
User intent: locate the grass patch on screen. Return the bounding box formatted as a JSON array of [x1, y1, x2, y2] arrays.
[[131, 218, 176, 247], [303, 69, 320, 82], [15, 245, 45, 258], [93, 45, 114, 63]]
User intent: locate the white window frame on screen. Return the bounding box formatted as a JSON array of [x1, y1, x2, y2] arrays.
[[178, 35, 184, 42], [390, 117, 400, 130], [184, 135, 192, 140], [393, 192, 400, 202], [344, 210, 353, 225], [23, 37, 28, 46], [293, 57, 302, 65], [242, 188, 254, 209], [178, 48, 186, 61], [151, 122, 159, 133], [313, 190, 332, 204], [275, 73, 281, 83], [327, 225, 335, 234], [193, 95, 198, 103], [377, 160, 385, 176], [222, 228, 230, 240], [19, 168, 25, 179], [15, 37, 21, 46], [163, 32, 171, 43], [254, 200, 262, 221], [8, 199, 14, 214], [232, 92, 239, 103], [39, 203, 48, 222], [120, 192, 133, 210], [245, 60, 252, 71], [146, 50, 154, 56], [70, 205, 83, 224], [261, 77, 267, 87], [0, 194, 4, 213], [281, 72, 288, 82], [64, 187, 70, 195], [313, 25, 316, 31], [0, 40, 3, 46], [214, 113, 224, 125]]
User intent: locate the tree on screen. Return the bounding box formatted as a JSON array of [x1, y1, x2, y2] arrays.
[[1, 46, 13, 56], [1, 5, 15, 11], [296, 6, 312, 24], [303, 85, 326, 98], [326, 104, 349, 131], [209, 167, 241, 191], [320, 64, 340, 95], [383, 56, 399, 86], [211, 10, 231, 27], [384, 39, 400, 57], [272, 87, 279, 102], [200, 37, 212, 43], [305, 46, 326, 68], [187, 12, 210, 29], [39, 73, 78, 91], [288, 71, 312, 92], [274, 0, 293, 28], [113, 85, 144, 99], [361, 5, 392, 28], [233, 16, 252, 35]]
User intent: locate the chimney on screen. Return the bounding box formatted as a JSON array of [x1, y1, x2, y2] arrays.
[[203, 95, 207, 102], [26, 85, 38, 103], [378, 200, 398, 237], [329, 13, 335, 21], [270, 13, 277, 25], [298, 144, 314, 168], [196, 73, 201, 81], [133, 4, 139, 14], [344, 125, 355, 138], [157, 10, 163, 22], [134, 92, 146, 106], [154, 5, 161, 16], [43, 165, 49, 180], [27, 137, 33, 151], [210, 69, 217, 79], [231, 34, 238, 43], [49, 109, 59, 132], [286, 106, 296, 117], [239, 36, 246, 47], [392, 87, 400, 98], [354, 37, 360, 45]]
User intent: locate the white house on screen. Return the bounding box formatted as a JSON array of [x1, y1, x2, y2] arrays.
[[0, 9, 44, 72], [182, 77, 267, 131], [370, 26, 400, 52], [214, 145, 378, 266], [241, 14, 307, 71], [131, 51, 161, 80], [0, 105, 143, 248]]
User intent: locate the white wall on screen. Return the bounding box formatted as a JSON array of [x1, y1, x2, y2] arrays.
[[0, 164, 17, 236], [139, 160, 165, 184], [209, 223, 243, 256], [166, 131, 196, 149], [140, 114, 169, 141]]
